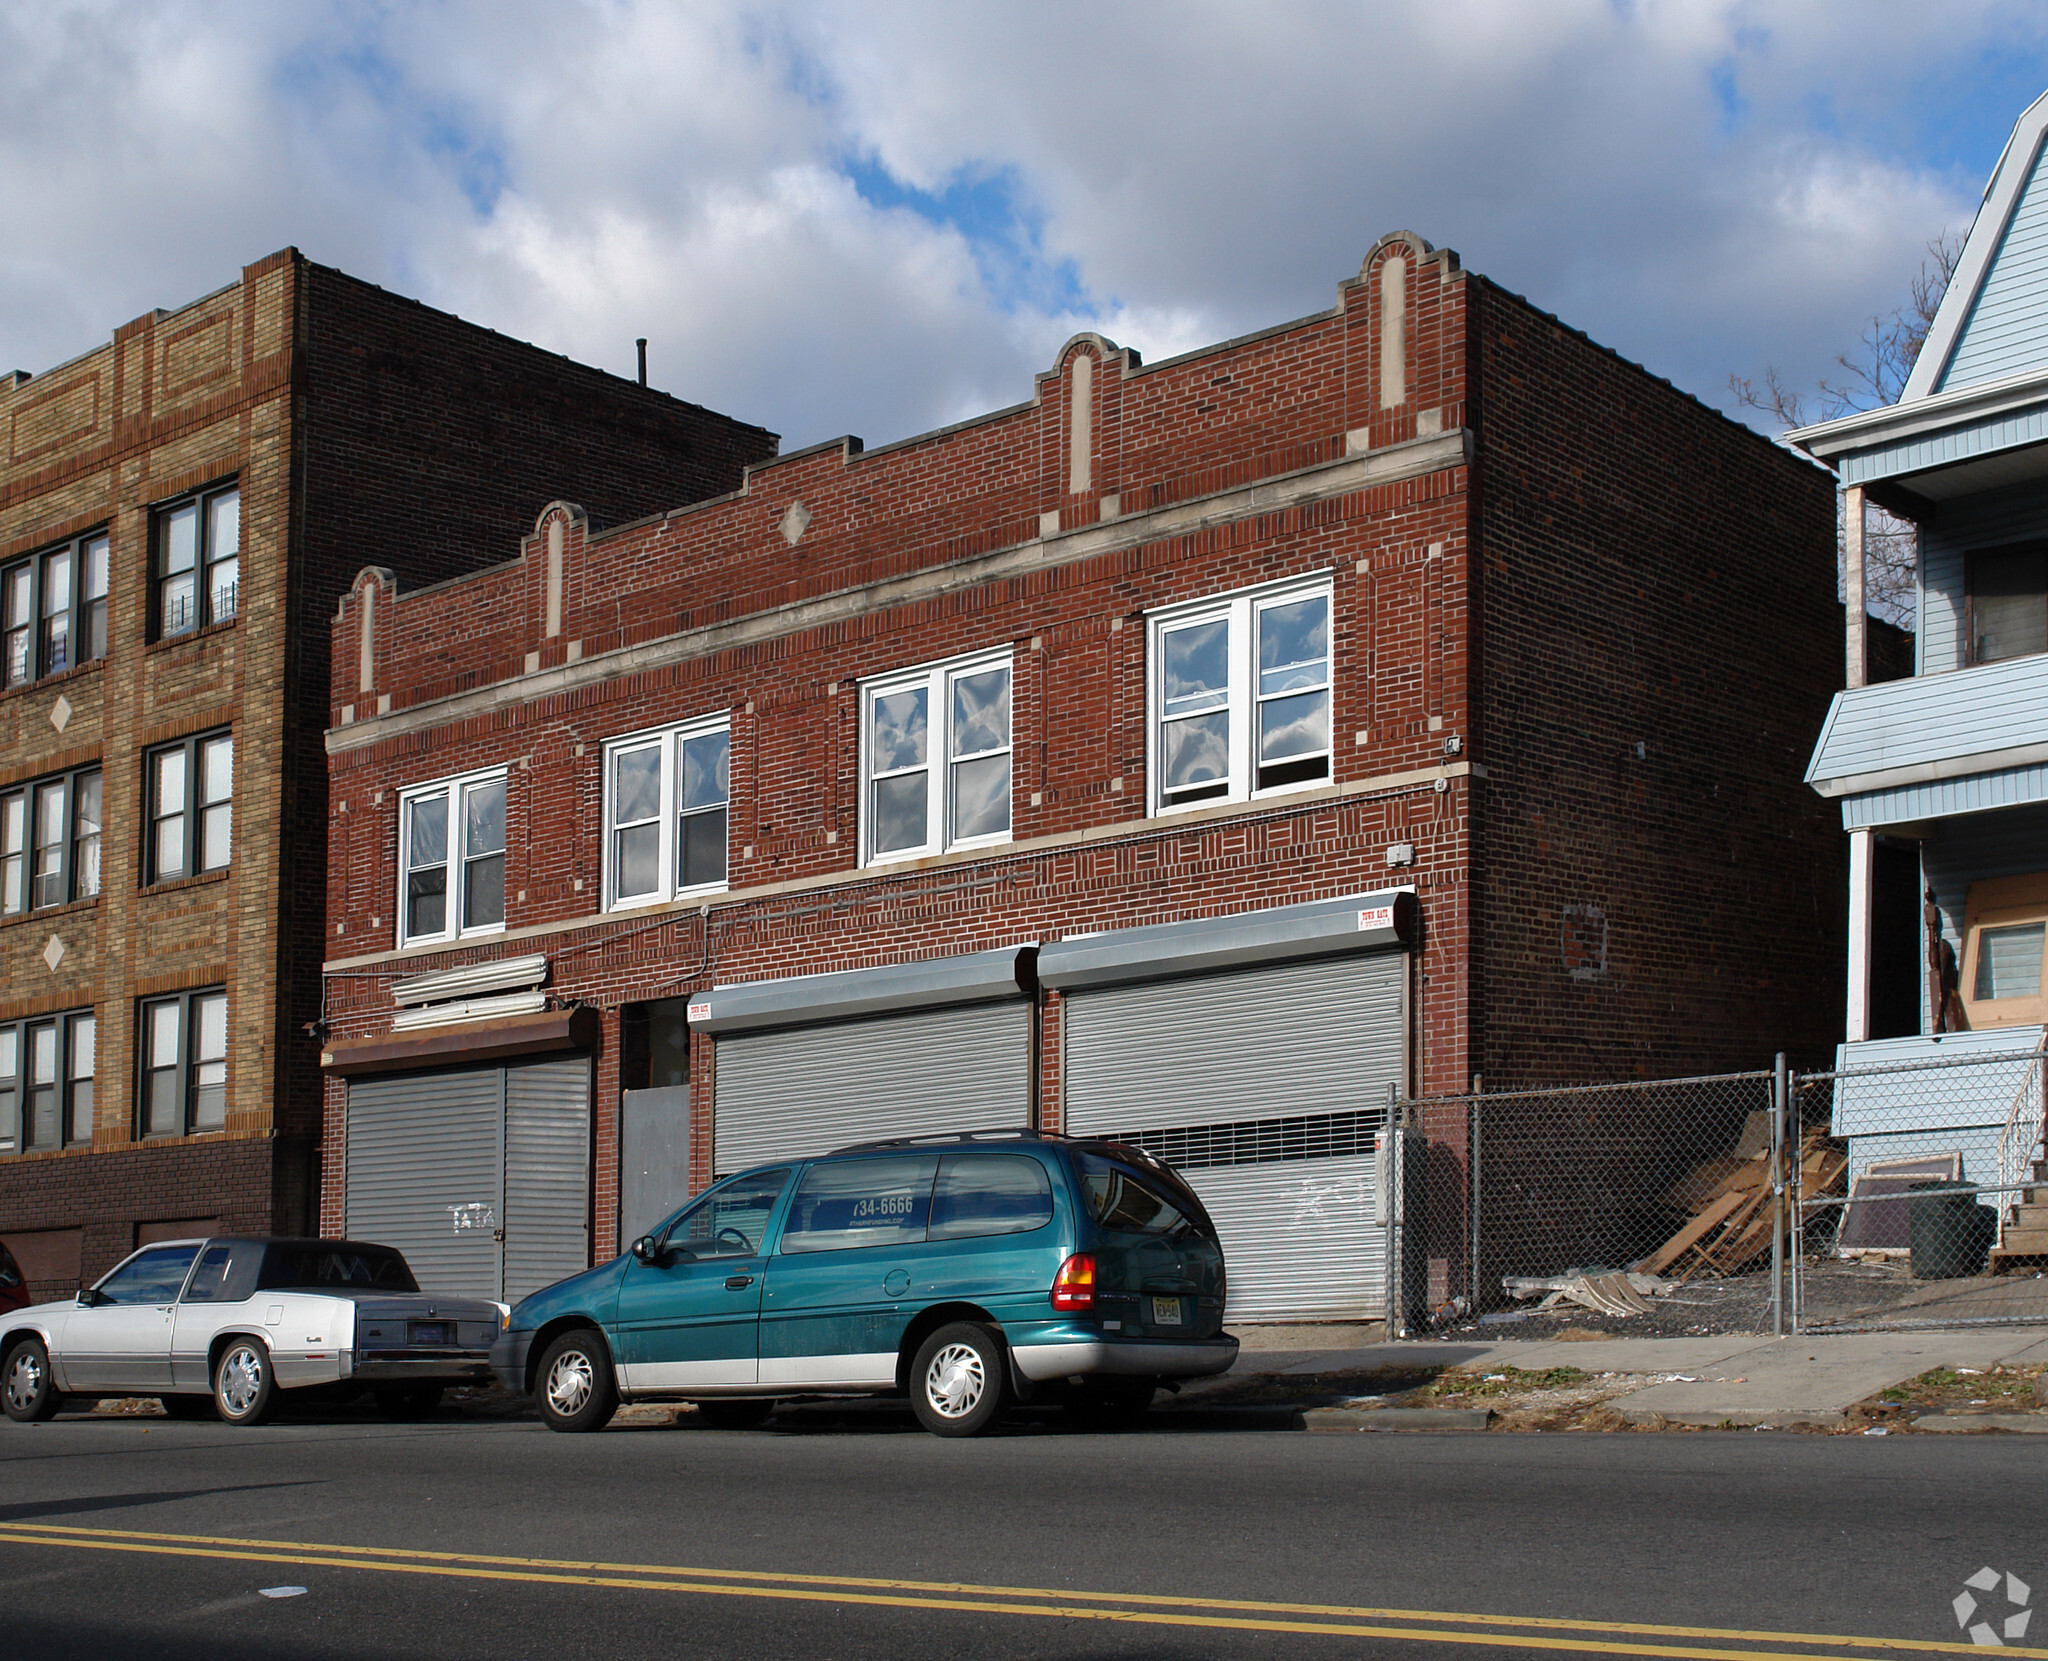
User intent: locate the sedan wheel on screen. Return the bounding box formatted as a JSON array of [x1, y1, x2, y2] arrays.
[[534, 1329, 617, 1433], [213, 1339, 277, 1426], [910, 1322, 1008, 1438], [2, 1339, 63, 1423]]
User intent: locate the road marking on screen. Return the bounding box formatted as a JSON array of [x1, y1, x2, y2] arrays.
[[0, 1521, 2028, 1661]]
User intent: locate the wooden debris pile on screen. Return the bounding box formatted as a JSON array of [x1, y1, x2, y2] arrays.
[[1634, 1112, 1848, 1281]]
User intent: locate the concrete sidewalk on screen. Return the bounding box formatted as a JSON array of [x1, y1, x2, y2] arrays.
[[1199, 1325, 2048, 1427]]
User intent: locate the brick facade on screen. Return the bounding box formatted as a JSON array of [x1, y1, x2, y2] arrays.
[[318, 233, 1843, 1287], [0, 250, 775, 1288]]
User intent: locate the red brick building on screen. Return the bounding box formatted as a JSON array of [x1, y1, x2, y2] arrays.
[[0, 250, 773, 1299], [319, 233, 1842, 1321]]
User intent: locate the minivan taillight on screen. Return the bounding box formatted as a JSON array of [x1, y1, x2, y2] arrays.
[[1051, 1253, 1096, 1312]]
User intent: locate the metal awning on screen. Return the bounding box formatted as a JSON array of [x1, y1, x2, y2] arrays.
[[686, 944, 1037, 1035]]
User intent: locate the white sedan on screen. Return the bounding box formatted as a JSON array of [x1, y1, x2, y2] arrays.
[[0, 1237, 505, 1425]]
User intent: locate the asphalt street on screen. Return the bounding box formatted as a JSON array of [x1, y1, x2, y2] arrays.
[[2, 1401, 2043, 1661]]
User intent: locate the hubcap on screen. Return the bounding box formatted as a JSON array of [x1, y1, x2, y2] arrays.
[[6, 1350, 43, 1413], [218, 1346, 265, 1416], [924, 1343, 985, 1419], [546, 1349, 594, 1417]]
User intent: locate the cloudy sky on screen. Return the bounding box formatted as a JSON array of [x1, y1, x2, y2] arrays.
[[4, 1, 2044, 451]]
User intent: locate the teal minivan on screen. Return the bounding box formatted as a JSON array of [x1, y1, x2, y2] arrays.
[[491, 1132, 1236, 1436]]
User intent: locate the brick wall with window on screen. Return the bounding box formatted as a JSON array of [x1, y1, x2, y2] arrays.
[[0, 247, 777, 1288], [319, 231, 1838, 1274]]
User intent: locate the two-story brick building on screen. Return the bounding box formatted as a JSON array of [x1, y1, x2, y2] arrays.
[[320, 232, 1843, 1322], [0, 251, 774, 1299]]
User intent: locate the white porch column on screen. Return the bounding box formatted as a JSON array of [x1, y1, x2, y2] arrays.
[[1844, 485, 1868, 691], [1846, 827, 1875, 1043]]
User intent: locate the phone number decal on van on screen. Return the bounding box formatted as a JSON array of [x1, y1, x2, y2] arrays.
[[851, 1196, 916, 1220]]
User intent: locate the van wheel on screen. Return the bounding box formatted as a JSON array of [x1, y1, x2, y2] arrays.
[[3, 1338, 63, 1422], [214, 1340, 277, 1426], [535, 1329, 618, 1433], [911, 1322, 1008, 1438], [693, 1399, 775, 1429], [1066, 1376, 1157, 1428]]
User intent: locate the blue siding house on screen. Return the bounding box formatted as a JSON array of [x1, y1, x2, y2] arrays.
[[1793, 91, 2048, 1257]]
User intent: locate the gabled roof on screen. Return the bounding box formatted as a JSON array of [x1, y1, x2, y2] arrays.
[[1906, 87, 2048, 401]]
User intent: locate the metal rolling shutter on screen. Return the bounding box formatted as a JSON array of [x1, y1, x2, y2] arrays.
[[346, 1068, 503, 1300], [502, 1056, 592, 1303], [1177, 1156, 1384, 1322], [714, 1002, 1031, 1174], [1062, 952, 1404, 1322]]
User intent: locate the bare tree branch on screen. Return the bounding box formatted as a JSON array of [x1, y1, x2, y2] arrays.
[[1728, 230, 1965, 631]]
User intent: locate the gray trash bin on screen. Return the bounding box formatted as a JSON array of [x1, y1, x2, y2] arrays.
[[1909, 1180, 1992, 1280]]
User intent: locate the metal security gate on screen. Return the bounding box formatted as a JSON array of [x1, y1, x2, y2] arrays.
[[1062, 952, 1406, 1322], [346, 1055, 591, 1303], [713, 1002, 1031, 1174]]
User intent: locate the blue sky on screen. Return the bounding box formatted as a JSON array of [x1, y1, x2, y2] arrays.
[[3, 1, 2045, 450]]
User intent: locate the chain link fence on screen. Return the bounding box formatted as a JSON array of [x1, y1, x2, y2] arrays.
[[1385, 1038, 2048, 1338]]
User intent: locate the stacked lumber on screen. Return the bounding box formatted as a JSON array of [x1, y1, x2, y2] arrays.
[[1634, 1129, 1848, 1282]]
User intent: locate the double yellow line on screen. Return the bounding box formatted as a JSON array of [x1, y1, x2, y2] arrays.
[[0, 1521, 2026, 1660]]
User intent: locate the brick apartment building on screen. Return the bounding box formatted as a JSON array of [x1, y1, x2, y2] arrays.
[[0, 250, 774, 1299], [319, 232, 1844, 1322]]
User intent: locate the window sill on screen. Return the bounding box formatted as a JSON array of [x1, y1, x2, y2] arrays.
[[398, 925, 509, 951], [146, 615, 239, 656], [0, 657, 106, 706], [142, 868, 233, 898], [1153, 774, 1334, 820], [0, 893, 99, 932], [606, 886, 729, 916]]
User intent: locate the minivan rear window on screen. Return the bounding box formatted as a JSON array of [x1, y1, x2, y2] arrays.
[[1080, 1153, 1214, 1240], [928, 1153, 1053, 1240], [781, 1155, 938, 1254]]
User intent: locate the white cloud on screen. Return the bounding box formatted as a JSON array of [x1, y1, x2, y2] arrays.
[[0, 0, 2040, 452]]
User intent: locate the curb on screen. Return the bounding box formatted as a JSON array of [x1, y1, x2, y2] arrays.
[[1910, 1413, 2048, 1433], [1303, 1407, 1494, 1431], [1618, 1407, 1843, 1428]]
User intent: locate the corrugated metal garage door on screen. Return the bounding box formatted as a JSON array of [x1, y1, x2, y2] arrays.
[[713, 1002, 1031, 1174], [346, 1056, 590, 1302], [1062, 953, 1404, 1322], [503, 1057, 593, 1304]]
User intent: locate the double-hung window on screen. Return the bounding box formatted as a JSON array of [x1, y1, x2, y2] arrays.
[[3, 531, 109, 687], [1968, 544, 2048, 665], [861, 650, 1012, 865], [1, 765, 101, 916], [139, 988, 226, 1137], [0, 1009, 95, 1155], [146, 730, 232, 883], [398, 769, 507, 945], [604, 717, 730, 910], [153, 483, 239, 639], [1149, 577, 1332, 814]]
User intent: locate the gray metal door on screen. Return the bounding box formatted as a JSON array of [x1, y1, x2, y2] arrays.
[[346, 1068, 504, 1300], [503, 1056, 593, 1304], [713, 1002, 1031, 1174], [346, 1056, 593, 1303], [1061, 952, 1405, 1322], [620, 1085, 692, 1246]]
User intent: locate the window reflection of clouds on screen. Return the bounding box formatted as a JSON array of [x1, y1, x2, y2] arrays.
[[872, 772, 927, 854], [613, 747, 661, 822], [1258, 596, 1327, 694], [952, 753, 1009, 839], [1165, 712, 1229, 787], [1259, 690, 1329, 762], [951, 667, 1009, 757], [871, 687, 928, 771], [681, 730, 729, 811], [1164, 620, 1228, 708]]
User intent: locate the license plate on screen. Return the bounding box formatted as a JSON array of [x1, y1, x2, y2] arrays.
[[409, 1322, 450, 1346], [1150, 1297, 1183, 1326]]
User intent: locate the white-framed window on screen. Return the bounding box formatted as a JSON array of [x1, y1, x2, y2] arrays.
[[603, 716, 730, 911], [397, 768, 508, 946], [1147, 576, 1332, 815], [860, 649, 1013, 865]]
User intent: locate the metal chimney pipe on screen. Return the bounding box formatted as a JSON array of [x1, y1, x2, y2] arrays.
[[636, 339, 648, 387]]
